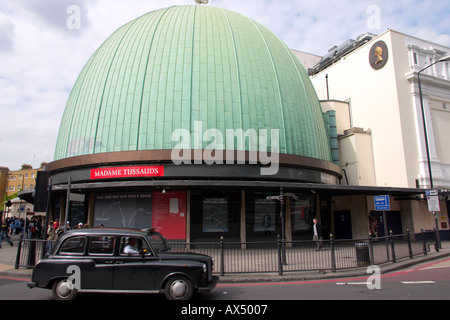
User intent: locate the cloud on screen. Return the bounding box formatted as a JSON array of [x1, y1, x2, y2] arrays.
[[12, 0, 94, 34], [0, 12, 14, 52]]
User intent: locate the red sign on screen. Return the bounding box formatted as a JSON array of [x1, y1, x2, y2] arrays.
[[90, 166, 164, 179], [152, 191, 186, 240]]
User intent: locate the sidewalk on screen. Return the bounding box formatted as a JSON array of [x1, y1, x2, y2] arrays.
[[1, 233, 449, 283], [0, 234, 33, 279]]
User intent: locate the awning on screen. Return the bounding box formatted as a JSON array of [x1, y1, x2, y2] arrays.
[[50, 179, 427, 197]]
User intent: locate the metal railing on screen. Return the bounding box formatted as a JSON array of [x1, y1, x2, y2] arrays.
[[15, 230, 439, 275], [15, 238, 49, 269]]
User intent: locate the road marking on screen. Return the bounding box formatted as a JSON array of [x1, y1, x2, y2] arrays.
[[0, 276, 30, 282], [420, 264, 450, 270], [417, 257, 450, 271], [401, 281, 435, 284], [336, 282, 370, 286]]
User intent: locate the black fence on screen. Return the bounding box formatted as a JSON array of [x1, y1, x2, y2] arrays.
[[15, 230, 439, 275]]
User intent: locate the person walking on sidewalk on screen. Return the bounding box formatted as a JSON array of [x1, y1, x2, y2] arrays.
[[0, 220, 13, 248], [45, 221, 56, 253], [312, 218, 322, 251]]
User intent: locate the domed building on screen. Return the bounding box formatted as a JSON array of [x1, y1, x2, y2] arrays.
[[45, 5, 342, 241]]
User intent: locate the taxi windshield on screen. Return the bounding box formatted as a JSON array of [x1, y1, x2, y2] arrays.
[[146, 230, 171, 254]]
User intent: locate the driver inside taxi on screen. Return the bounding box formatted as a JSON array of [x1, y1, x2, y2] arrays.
[[123, 237, 139, 255]]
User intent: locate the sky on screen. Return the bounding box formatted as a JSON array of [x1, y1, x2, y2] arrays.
[[0, 0, 449, 171]]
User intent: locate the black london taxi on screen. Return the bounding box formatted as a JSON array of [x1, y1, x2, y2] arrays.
[[27, 228, 218, 300]]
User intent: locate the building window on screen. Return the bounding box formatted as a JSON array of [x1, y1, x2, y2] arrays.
[[190, 190, 241, 241], [413, 52, 418, 65], [245, 190, 281, 240], [290, 193, 316, 239], [93, 193, 152, 229]]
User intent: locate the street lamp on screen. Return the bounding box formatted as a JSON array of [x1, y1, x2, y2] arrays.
[[417, 53, 450, 189]]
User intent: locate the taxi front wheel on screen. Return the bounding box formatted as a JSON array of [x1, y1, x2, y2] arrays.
[[52, 278, 78, 300], [164, 276, 194, 300]]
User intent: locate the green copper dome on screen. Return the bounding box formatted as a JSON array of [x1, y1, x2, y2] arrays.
[[54, 5, 332, 162]]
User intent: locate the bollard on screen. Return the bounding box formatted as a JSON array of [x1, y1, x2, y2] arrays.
[[330, 234, 336, 272], [14, 235, 23, 269], [433, 228, 440, 252], [220, 236, 225, 276], [277, 235, 283, 276], [368, 234, 375, 265], [390, 230, 396, 263], [407, 229, 413, 259], [421, 229, 427, 255]]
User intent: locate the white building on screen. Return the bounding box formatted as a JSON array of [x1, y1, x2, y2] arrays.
[[308, 29, 450, 238]]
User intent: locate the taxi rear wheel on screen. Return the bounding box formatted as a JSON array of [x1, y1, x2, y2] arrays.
[[52, 278, 78, 300], [164, 276, 194, 300]]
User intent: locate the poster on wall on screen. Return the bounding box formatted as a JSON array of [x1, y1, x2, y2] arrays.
[[94, 193, 152, 229], [253, 198, 276, 232], [152, 191, 186, 240], [291, 194, 314, 231], [203, 197, 228, 232]]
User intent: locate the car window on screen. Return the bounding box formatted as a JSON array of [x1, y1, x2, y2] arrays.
[[89, 236, 115, 255], [58, 236, 87, 255], [119, 236, 151, 256]]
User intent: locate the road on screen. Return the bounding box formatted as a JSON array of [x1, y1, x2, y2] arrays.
[[211, 257, 450, 300], [2, 257, 450, 302]]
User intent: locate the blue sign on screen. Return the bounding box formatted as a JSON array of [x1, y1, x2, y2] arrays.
[[374, 195, 390, 211], [425, 190, 438, 196]]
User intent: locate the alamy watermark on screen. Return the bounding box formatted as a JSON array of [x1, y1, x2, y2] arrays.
[[366, 5, 381, 30], [367, 265, 381, 290], [171, 121, 280, 176], [66, 265, 81, 290], [66, 5, 81, 30]]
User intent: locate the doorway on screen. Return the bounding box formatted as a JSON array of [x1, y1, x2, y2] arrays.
[[369, 211, 403, 237], [333, 210, 353, 239]]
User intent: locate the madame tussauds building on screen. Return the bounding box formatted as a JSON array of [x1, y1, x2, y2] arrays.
[[42, 5, 345, 242]]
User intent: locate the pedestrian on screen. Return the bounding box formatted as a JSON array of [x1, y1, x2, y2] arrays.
[[312, 218, 322, 251], [14, 219, 21, 235], [0, 220, 13, 248], [9, 218, 15, 235], [28, 218, 36, 239], [36, 216, 42, 239], [46, 220, 56, 253]]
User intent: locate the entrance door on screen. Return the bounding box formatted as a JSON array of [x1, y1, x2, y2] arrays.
[[333, 211, 353, 239]]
